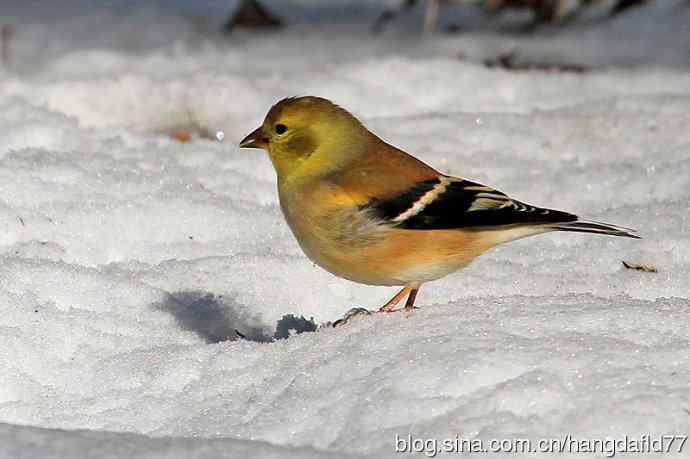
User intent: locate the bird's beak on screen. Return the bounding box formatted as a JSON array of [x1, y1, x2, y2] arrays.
[[239, 126, 267, 149]]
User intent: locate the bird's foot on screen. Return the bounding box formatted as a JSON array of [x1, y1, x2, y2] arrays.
[[377, 305, 419, 314], [333, 307, 373, 327], [403, 305, 420, 317]]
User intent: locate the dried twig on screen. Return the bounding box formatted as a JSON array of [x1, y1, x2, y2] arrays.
[[1, 24, 15, 67], [483, 50, 588, 73], [622, 261, 658, 273]]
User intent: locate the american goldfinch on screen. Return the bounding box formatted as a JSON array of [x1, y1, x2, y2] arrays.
[[240, 96, 638, 316]]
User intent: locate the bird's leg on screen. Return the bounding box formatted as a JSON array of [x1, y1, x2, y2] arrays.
[[377, 287, 411, 313], [404, 287, 419, 311]]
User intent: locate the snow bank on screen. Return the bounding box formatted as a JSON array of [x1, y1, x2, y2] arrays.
[[0, 1, 688, 457], [0, 422, 347, 459]]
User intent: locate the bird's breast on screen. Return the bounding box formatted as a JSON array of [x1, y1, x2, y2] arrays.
[[278, 182, 387, 282]]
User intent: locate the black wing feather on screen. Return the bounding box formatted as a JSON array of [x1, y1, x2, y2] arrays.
[[363, 178, 577, 230], [367, 180, 438, 222]]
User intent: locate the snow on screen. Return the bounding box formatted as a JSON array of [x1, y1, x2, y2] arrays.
[[0, 1, 689, 458]]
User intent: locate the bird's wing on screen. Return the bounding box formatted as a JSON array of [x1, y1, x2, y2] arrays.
[[361, 176, 577, 230]]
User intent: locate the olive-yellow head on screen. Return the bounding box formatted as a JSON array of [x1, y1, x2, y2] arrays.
[[239, 96, 370, 181]]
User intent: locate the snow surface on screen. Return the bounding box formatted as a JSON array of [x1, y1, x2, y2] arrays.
[[0, 1, 689, 458]]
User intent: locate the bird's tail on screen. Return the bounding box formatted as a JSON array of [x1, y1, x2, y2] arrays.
[[547, 219, 640, 239]]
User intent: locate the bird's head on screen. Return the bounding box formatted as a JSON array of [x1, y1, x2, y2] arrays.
[[240, 96, 370, 181]]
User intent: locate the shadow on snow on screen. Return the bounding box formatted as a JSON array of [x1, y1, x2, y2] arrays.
[[157, 290, 318, 344]]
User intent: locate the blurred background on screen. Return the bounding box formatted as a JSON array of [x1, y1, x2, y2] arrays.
[[2, 0, 687, 143], [4, 1, 689, 65]]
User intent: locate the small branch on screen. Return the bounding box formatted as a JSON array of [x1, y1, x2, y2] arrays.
[[1, 24, 15, 68]]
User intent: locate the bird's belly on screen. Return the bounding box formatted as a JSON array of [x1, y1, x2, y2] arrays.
[[286, 214, 403, 286], [288, 216, 486, 286]]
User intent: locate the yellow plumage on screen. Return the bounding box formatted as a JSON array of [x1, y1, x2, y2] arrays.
[[240, 96, 638, 317]]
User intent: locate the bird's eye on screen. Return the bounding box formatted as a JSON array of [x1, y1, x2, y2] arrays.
[[274, 124, 287, 135]]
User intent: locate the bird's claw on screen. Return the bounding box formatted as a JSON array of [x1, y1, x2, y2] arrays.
[[404, 305, 420, 317], [377, 305, 420, 314], [333, 307, 373, 327]]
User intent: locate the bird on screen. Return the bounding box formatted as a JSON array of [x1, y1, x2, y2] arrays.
[[239, 96, 638, 321]]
